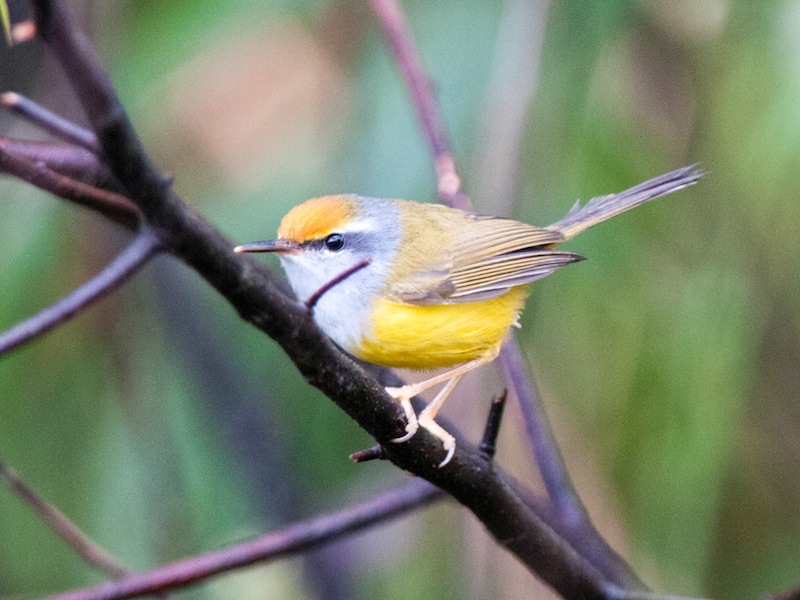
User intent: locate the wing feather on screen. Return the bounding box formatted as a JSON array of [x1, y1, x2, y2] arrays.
[[395, 214, 581, 305]]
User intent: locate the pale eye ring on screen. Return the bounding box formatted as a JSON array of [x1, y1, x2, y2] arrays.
[[324, 233, 345, 252]]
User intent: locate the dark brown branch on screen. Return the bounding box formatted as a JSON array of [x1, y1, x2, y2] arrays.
[[1, 92, 100, 152], [369, 0, 469, 210], [0, 463, 129, 579], [0, 140, 140, 227], [31, 0, 177, 234], [0, 227, 161, 355], [0, 139, 122, 192], [40, 479, 443, 600]]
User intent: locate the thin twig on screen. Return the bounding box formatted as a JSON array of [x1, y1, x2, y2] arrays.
[[474, 0, 652, 587], [497, 343, 584, 524], [41, 479, 443, 600], [469, 0, 587, 521], [305, 259, 371, 312], [350, 445, 386, 463], [370, 0, 587, 538], [0, 141, 140, 227], [497, 343, 645, 590], [0, 463, 129, 578], [0, 139, 124, 193], [479, 390, 507, 459], [1, 92, 100, 152], [369, 0, 470, 210], [0, 227, 161, 356], [32, 0, 174, 223]]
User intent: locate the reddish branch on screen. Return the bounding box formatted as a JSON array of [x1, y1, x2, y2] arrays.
[[39, 479, 442, 600], [0, 141, 140, 227], [0, 139, 120, 191], [369, 0, 469, 210]]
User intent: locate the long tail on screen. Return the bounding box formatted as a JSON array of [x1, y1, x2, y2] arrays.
[[548, 165, 703, 241]]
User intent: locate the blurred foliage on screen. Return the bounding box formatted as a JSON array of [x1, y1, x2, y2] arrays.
[[1, 0, 799, 599]]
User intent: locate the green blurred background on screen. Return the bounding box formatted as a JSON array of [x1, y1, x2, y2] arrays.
[[1, 0, 798, 598]]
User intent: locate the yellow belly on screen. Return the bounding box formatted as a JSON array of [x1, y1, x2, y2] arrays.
[[355, 286, 529, 369]]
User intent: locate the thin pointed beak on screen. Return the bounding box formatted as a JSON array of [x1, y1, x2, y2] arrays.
[[234, 239, 301, 254]]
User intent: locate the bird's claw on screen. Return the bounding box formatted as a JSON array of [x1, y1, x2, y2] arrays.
[[385, 385, 456, 467], [386, 388, 419, 443], [418, 411, 456, 468]]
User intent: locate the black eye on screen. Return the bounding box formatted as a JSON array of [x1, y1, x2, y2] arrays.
[[324, 233, 345, 252]]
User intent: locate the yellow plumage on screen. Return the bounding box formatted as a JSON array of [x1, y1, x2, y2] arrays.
[[357, 286, 529, 368]]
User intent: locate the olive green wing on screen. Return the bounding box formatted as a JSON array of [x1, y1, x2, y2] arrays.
[[396, 214, 583, 305], [446, 216, 582, 302]]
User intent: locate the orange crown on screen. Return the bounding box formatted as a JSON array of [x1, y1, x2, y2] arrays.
[[277, 196, 357, 243]]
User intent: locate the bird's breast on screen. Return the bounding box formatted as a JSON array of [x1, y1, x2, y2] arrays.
[[354, 285, 529, 369]]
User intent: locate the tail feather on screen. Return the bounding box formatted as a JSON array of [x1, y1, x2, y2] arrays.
[[548, 165, 703, 240]]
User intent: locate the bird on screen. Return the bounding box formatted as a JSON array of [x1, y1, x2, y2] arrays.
[[235, 166, 702, 467]]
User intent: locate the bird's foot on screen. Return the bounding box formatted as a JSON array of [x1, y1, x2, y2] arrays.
[[386, 384, 456, 467], [386, 385, 419, 443], [418, 411, 456, 467]]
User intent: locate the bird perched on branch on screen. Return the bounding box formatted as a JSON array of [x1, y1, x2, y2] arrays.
[[236, 166, 702, 467]]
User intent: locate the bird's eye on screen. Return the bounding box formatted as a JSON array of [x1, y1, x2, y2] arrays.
[[324, 233, 345, 252]]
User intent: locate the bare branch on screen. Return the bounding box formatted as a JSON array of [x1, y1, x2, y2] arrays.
[[498, 344, 584, 523], [31, 0, 174, 224], [0, 227, 161, 355], [369, 0, 469, 210], [0, 140, 140, 227], [0, 463, 129, 579], [1, 92, 100, 152], [349, 445, 386, 463], [40, 479, 443, 600], [479, 0, 643, 586]]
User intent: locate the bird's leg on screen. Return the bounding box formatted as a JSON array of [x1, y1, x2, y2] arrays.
[[386, 355, 493, 464], [417, 373, 465, 467]]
